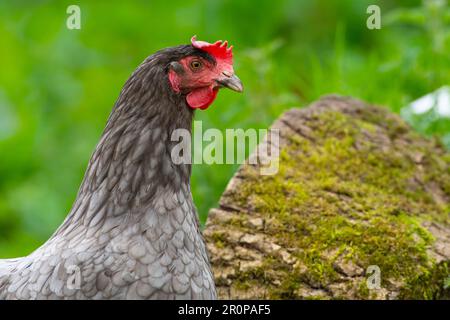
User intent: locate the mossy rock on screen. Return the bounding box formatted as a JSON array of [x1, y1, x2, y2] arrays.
[[204, 95, 450, 300]]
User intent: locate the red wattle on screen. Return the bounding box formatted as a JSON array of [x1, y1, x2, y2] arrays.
[[186, 87, 218, 110]]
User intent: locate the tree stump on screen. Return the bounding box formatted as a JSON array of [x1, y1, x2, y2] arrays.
[[204, 95, 450, 299]]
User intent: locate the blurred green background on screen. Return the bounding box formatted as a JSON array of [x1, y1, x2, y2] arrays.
[[0, 0, 449, 258]]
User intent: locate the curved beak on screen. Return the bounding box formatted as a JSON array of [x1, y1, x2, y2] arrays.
[[216, 73, 244, 93]]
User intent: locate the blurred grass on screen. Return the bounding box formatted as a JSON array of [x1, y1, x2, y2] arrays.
[[0, 0, 449, 258]]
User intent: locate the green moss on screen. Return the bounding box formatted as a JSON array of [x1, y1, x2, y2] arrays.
[[358, 280, 370, 299], [224, 109, 450, 299], [355, 119, 378, 133], [210, 231, 227, 249], [399, 262, 450, 299]]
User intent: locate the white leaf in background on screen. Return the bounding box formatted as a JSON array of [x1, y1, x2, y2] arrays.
[[406, 86, 450, 117]]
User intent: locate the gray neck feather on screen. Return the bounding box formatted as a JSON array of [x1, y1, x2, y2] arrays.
[[54, 54, 196, 236]]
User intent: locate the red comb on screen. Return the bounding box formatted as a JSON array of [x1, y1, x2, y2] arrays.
[[191, 36, 233, 63]]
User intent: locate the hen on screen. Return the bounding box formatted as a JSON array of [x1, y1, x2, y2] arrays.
[[0, 37, 243, 300]]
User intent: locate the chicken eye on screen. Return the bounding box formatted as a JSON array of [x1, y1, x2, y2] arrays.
[[190, 60, 202, 71]]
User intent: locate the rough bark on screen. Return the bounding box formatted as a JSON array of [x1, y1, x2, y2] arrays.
[[204, 95, 450, 300]]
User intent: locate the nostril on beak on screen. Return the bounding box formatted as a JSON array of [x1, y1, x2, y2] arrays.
[[217, 73, 243, 93], [222, 71, 232, 78]]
